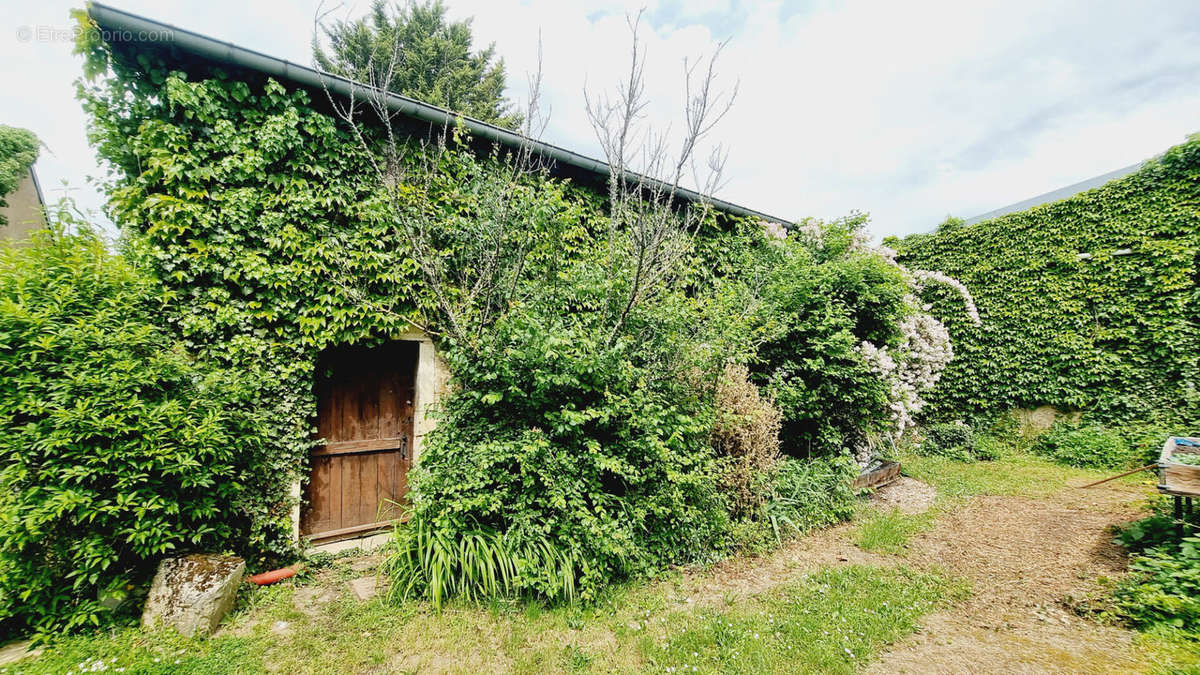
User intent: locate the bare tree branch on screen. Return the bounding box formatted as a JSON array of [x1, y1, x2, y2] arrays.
[[584, 13, 738, 346]]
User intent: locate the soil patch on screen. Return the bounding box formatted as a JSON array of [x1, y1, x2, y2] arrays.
[[674, 523, 898, 607], [868, 484, 1151, 674], [870, 477, 936, 515]]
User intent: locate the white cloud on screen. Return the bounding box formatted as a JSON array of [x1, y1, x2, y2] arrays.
[[4, 0, 1199, 239]]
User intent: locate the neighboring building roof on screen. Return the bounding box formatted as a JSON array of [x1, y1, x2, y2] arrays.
[[87, 3, 788, 225], [964, 160, 1147, 225]]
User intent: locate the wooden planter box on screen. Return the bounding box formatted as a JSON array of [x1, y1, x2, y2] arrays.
[[1158, 436, 1200, 496], [853, 460, 902, 490]]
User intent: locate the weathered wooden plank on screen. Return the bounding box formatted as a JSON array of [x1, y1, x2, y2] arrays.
[[312, 437, 403, 455]]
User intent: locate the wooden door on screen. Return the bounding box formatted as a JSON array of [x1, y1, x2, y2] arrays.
[[301, 341, 417, 541]]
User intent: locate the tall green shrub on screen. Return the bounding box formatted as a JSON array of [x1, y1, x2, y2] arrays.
[[409, 295, 729, 601], [0, 221, 270, 637], [754, 217, 911, 456]]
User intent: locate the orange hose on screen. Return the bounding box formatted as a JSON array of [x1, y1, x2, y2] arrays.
[[247, 565, 299, 585]]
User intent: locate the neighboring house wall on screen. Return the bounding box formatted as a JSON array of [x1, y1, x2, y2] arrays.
[[0, 168, 46, 241]]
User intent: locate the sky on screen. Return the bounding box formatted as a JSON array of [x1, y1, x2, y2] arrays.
[[4, 0, 1200, 240]]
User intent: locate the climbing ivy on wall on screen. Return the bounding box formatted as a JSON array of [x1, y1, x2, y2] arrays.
[[0, 125, 39, 225], [888, 136, 1200, 426], [74, 23, 603, 560]]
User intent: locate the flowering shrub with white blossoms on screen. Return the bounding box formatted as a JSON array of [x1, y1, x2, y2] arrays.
[[854, 252, 980, 462], [908, 269, 981, 326], [758, 217, 979, 465]]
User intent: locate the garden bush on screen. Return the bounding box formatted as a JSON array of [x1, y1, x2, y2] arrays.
[[1114, 537, 1200, 632], [711, 363, 783, 520], [0, 220, 271, 637], [918, 421, 975, 460], [1114, 497, 1200, 554], [1112, 500, 1200, 633], [752, 216, 912, 457], [1031, 420, 1135, 469], [404, 294, 729, 602]]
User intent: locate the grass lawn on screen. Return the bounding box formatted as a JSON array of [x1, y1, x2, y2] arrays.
[[5, 563, 961, 674], [853, 509, 934, 554], [898, 449, 1150, 501]]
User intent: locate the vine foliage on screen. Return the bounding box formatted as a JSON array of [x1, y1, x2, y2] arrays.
[[888, 136, 1200, 427]]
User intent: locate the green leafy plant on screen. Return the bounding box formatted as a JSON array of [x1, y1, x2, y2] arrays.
[[763, 457, 858, 543], [918, 421, 976, 461], [1032, 420, 1135, 469], [381, 513, 577, 609], [0, 218, 272, 638], [972, 434, 1007, 461], [753, 215, 912, 457], [1114, 497, 1200, 553], [408, 301, 730, 601], [1114, 537, 1200, 632]]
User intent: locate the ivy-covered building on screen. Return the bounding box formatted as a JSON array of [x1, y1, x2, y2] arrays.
[[82, 3, 785, 550]]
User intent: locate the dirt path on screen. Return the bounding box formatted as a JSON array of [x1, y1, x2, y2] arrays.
[[867, 480, 1154, 674], [616, 474, 1161, 673]]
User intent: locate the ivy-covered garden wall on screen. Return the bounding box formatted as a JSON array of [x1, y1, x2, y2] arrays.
[[888, 136, 1200, 427]]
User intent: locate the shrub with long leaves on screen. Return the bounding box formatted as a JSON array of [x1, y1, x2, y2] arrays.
[[381, 514, 578, 609], [764, 457, 858, 543]]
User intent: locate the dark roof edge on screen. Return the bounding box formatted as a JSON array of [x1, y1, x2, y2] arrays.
[[88, 2, 789, 225], [963, 160, 1148, 226]]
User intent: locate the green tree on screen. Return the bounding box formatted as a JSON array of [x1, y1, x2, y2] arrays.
[[314, 0, 520, 129]]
